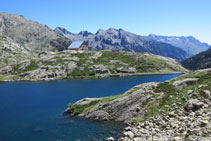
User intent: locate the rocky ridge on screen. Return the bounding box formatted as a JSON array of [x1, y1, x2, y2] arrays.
[[148, 34, 210, 56], [182, 48, 211, 70], [0, 48, 187, 81], [0, 13, 71, 51], [66, 68, 211, 141], [55, 27, 189, 61]]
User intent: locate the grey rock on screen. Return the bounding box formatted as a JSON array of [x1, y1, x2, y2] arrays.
[[89, 65, 109, 74], [89, 52, 102, 60], [184, 99, 204, 112], [0, 66, 13, 74], [0, 13, 71, 51], [66, 62, 77, 73], [123, 131, 134, 138], [78, 82, 158, 121], [173, 78, 199, 90], [116, 67, 136, 73], [203, 90, 211, 99], [18, 60, 31, 71], [105, 137, 114, 141]]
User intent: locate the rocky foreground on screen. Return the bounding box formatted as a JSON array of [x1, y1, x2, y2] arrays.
[[66, 68, 211, 141], [0, 34, 187, 82]]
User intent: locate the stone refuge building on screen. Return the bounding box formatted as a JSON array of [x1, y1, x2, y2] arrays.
[[68, 40, 89, 51]]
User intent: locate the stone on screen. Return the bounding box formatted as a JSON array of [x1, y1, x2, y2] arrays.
[[109, 60, 121, 64], [187, 90, 193, 95], [105, 137, 114, 141], [169, 111, 175, 117], [89, 52, 102, 60], [173, 78, 199, 90], [89, 65, 109, 74], [79, 67, 85, 71], [125, 127, 132, 131], [203, 90, 211, 98], [123, 131, 134, 138], [18, 60, 31, 71], [116, 67, 136, 73], [66, 62, 77, 73], [201, 120, 209, 127], [173, 136, 183, 141], [184, 99, 204, 112], [0, 66, 13, 74]]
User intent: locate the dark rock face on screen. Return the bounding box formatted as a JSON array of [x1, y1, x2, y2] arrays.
[[182, 48, 211, 70], [148, 34, 210, 56], [55, 27, 189, 61], [0, 13, 71, 51]]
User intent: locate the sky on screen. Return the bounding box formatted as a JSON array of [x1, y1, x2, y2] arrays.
[[0, 0, 211, 44]]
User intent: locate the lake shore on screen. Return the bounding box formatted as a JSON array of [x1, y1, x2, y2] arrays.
[[66, 69, 211, 141], [0, 71, 185, 82]]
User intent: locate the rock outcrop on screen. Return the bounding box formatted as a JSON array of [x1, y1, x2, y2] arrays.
[[0, 13, 71, 51], [0, 50, 188, 82], [66, 69, 211, 141]]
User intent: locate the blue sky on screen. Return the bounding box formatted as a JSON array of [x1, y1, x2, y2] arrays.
[[1, 0, 211, 44]]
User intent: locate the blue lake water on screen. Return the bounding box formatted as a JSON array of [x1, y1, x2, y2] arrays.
[[0, 74, 182, 141]]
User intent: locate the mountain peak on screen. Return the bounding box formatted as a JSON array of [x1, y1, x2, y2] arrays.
[[96, 28, 106, 34], [79, 30, 92, 36], [54, 27, 72, 35]]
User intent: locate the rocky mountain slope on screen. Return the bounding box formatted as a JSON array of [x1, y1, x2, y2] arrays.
[[0, 33, 37, 75], [182, 48, 211, 70], [65, 68, 211, 141], [55, 27, 189, 61], [0, 13, 71, 51], [0, 49, 187, 81], [148, 34, 210, 56]]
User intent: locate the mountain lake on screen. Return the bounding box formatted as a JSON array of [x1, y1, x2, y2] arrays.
[[0, 73, 183, 141]]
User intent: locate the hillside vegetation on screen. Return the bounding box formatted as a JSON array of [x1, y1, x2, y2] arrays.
[[0, 44, 187, 81]]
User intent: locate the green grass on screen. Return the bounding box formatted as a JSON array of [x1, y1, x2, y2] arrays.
[[134, 71, 211, 123], [67, 93, 127, 115], [25, 60, 38, 71], [0, 74, 9, 81]]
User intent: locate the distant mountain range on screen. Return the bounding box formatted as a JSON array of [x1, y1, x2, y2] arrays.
[[0, 13, 71, 51], [55, 27, 189, 61], [182, 48, 211, 70], [0, 12, 210, 62], [148, 34, 210, 56]]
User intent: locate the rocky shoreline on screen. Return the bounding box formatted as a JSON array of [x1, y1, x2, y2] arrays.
[[0, 46, 188, 82], [66, 68, 211, 141]]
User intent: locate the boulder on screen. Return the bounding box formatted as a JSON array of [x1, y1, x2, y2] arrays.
[[116, 67, 136, 73], [89, 52, 102, 60], [173, 78, 199, 90], [203, 90, 211, 99], [123, 131, 134, 138], [89, 65, 109, 74], [66, 62, 77, 73], [105, 137, 114, 141], [0, 66, 13, 74], [109, 60, 121, 64], [184, 99, 204, 112], [18, 60, 31, 71], [63, 57, 80, 62]]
